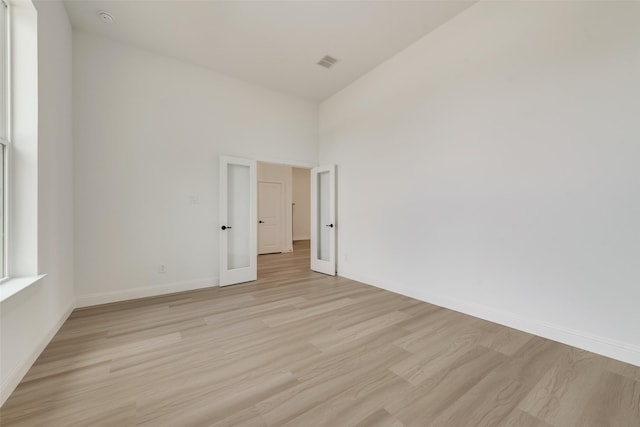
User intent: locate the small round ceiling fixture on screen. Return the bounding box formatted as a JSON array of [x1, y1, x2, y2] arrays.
[[98, 11, 114, 23]]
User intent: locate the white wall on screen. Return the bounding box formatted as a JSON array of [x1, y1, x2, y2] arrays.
[[73, 32, 317, 306], [1, 0, 75, 405], [319, 1, 640, 365], [292, 167, 310, 241], [9, 0, 37, 277]]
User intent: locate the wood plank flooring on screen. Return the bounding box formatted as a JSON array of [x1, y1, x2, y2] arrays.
[[1, 240, 639, 426]]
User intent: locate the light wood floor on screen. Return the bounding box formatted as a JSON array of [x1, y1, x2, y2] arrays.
[[1, 240, 639, 426]]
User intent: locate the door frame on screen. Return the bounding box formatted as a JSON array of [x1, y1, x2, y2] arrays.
[[219, 156, 326, 286]]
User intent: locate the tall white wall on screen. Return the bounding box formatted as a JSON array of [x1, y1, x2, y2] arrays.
[[73, 32, 317, 306], [319, 1, 640, 365], [292, 167, 310, 241], [1, 0, 75, 404]]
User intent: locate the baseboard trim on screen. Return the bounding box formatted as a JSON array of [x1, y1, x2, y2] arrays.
[[339, 269, 640, 367], [0, 297, 76, 407], [75, 277, 219, 308], [293, 236, 310, 241]]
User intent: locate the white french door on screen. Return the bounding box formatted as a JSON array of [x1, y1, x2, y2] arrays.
[[310, 165, 336, 276], [219, 156, 257, 286]]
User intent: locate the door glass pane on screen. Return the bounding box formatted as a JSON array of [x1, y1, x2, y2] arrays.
[[317, 170, 330, 261], [227, 163, 250, 270]]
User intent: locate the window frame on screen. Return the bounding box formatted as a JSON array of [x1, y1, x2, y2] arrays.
[[0, 0, 10, 281]]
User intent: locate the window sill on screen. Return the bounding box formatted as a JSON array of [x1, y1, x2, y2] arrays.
[[0, 275, 47, 304]]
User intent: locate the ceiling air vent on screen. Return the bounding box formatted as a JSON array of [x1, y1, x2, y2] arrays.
[[317, 55, 339, 69]]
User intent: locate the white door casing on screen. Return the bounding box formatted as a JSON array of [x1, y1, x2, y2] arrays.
[[258, 181, 284, 254], [219, 156, 257, 286], [310, 165, 336, 276]]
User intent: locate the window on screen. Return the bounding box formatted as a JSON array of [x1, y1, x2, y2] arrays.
[[0, 0, 8, 279]]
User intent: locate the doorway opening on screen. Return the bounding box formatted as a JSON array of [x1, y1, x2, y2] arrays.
[[218, 156, 335, 286], [256, 161, 311, 278]]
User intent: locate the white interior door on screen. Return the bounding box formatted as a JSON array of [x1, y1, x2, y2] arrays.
[[311, 165, 336, 276], [258, 181, 283, 254], [219, 156, 257, 286]]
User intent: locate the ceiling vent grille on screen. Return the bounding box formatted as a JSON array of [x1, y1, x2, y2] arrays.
[[317, 55, 339, 69]]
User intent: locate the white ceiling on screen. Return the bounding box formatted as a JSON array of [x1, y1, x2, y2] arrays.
[[63, 1, 476, 102]]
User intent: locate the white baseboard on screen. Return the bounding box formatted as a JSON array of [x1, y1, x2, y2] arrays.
[[75, 277, 218, 308], [0, 298, 76, 407], [293, 235, 310, 241], [339, 269, 640, 367]]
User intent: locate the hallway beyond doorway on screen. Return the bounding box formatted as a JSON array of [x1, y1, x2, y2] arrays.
[[258, 240, 310, 279]]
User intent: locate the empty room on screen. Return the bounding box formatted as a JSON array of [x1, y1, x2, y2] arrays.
[[0, 0, 639, 426]]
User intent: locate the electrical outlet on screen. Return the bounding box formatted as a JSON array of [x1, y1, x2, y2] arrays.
[[159, 264, 166, 274]]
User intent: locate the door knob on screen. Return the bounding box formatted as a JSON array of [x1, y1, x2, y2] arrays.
[[221, 225, 232, 230], [325, 224, 334, 228]]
